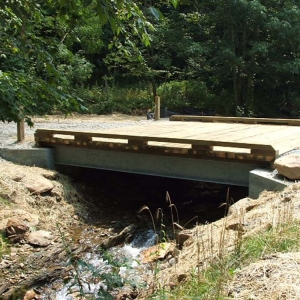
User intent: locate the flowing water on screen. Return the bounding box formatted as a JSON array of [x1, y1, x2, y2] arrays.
[[44, 167, 248, 299], [44, 230, 157, 299]]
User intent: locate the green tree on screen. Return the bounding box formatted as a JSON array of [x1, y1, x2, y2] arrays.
[[0, 0, 177, 125], [185, 0, 300, 116]]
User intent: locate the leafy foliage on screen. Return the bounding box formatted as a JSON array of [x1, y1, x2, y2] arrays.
[[2, 0, 300, 122], [0, 0, 163, 125]]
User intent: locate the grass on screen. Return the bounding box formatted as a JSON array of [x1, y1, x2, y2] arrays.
[[150, 220, 300, 300]]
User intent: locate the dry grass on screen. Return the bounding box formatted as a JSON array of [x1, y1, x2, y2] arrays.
[[146, 183, 300, 299], [229, 252, 300, 299], [0, 158, 87, 234]]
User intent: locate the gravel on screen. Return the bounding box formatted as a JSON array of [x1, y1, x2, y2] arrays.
[[0, 114, 156, 149]]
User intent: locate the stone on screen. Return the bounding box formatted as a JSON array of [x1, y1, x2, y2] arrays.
[[177, 230, 192, 247], [6, 218, 29, 243], [27, 230, 54, 247], [226, 222, 245, 232], [274, 154, 300, 180], [23, 289, 36, 300], [243, 223, 272, 238], [115, 287, 138, 300], [22, 176, 54, 194], [228, 197, 259, 216], [101, 224, 137, 249], [0, 210, 39, 232], [141, 242, 173, 263]]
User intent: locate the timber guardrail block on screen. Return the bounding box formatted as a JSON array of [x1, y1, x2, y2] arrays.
[[169, 115, 300, 126]]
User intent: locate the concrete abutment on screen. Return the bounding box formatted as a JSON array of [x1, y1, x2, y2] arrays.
[[0, 148, 293, 199]]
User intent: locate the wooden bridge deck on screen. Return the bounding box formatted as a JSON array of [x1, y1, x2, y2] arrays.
[[35, 116, 300, 165]]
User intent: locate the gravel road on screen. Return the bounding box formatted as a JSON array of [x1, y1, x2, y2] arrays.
[[0, 114, 156, 149]]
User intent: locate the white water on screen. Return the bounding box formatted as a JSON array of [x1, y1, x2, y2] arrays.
[[55, 229, 157, 299]]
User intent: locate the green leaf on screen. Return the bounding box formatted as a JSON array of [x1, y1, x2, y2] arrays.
[[169, 0, 178, 8], [109, 17, 117, 34], [149, 7, 163, 20]]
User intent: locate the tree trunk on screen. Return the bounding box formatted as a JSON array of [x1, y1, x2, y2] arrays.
[[17, 120, 25, 142]]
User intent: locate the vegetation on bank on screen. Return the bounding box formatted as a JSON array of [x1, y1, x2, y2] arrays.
[[152, 221, 300, 299]]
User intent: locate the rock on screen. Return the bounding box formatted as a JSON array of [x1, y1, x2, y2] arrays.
[[101, 224, 137, 249], [228, 198, 259, 216], [0, 210, 39, 232], [226, 222, 245, 232], [177, 230, 192, 247], [22, 176, 54, 194], [168, 257, 177, 266], [27, 230, 54, 247], [41, 171, 59, 180], [23, 289, 36, 300], [141, 242, 173, 263], [115, 286, 138, 300], [6, 218, 29, 243], [274, 154, 300, 180]]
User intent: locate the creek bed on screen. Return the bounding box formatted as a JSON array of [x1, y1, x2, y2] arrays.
[[39, 169, 248, 299]]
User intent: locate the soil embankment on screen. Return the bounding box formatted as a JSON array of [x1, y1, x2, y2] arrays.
[[1, 115, 299, 299]]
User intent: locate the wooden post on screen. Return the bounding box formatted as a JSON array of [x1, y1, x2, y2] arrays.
[[154, 95, 160, 120], [17, 120, 25, 142]]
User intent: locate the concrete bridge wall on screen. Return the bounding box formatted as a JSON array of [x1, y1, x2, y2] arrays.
[[0, 148, 291, 199]]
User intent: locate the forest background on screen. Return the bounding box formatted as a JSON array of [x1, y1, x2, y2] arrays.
[[1, 0, 300, 126]]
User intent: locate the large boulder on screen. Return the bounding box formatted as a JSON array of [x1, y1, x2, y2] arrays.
[[274, 154, 300, 180]]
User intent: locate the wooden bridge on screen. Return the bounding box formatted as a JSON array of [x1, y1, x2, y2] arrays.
[[34, 116, 300, 188]]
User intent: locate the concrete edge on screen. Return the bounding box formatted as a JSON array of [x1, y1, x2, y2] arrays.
[[0, 148, 54, 170], [249, 168, 293, 199]]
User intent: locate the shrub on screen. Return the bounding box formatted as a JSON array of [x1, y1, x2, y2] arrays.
[[76, 85, 153, 115], [157, 80, 216, 112]]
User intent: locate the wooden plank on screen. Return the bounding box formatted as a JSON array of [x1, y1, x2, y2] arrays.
[[93, 122, 255, 142], [17, 120, 25, 142], [169, 115, 300, 126], [36, 128, 276, 151], [234, 126, 300, 145], [128, 139, 148, 146], [36, 117, 300, 164], [154, 96, 160, 120], [185, 124, 271, 142], [74, 133, 92, 142], [192, 145, 213, 151]]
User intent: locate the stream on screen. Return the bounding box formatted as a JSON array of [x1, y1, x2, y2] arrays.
[[39, 167, 248, 299], [43, 230, 157, 299]]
